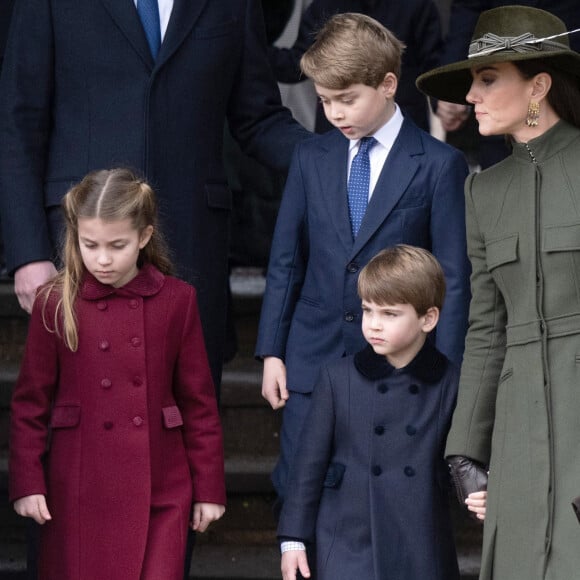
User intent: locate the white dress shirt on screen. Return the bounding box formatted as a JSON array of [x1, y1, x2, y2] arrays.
[[134, 0, 173, 39], [347, 104, 404, 200]]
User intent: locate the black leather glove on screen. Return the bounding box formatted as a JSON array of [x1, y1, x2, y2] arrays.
[[447, 455, 488, 508]]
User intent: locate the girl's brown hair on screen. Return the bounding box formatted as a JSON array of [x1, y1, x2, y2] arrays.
[[42, 168, 173, 351]]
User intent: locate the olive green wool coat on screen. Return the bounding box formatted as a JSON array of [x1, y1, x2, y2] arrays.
[[446, 121, 580, 580]]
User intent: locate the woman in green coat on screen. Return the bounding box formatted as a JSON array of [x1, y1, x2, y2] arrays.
[[417, 6, 580, 580]]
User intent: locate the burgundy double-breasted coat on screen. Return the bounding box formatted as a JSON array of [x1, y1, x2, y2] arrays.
[[9, 264, 226, 580]]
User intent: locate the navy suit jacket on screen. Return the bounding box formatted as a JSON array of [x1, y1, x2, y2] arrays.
[[256, 118, 471, 392], [0, 0, 308, 384], [278, 343, 460, 579]]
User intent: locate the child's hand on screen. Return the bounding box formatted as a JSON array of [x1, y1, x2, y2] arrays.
[[262, 356, 289, 410], [191, 502, 225, 532], [281, 549, 310, 580], [13, 494, 52, 525], [465, 490, 487, 521]]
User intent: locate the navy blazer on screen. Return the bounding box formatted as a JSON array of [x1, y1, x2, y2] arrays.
[[0, 0, 307, 384], [278, 343, 460, 580], [256, 119, 470, 392]]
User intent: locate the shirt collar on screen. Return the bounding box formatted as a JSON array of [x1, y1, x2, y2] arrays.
[[80, 263, 166, 300], [354, 338, 449, 383], [348, 104, 404, 154]]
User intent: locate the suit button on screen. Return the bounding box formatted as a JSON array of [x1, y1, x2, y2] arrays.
[[344, 312, 355, 322], [133, 416, 144, 427], [346, 262, 359, 273], [103, 421, 114, 430], [377, 384, 388, 394], [372, 465, 382, 476], [101, 378, 112, 389], [374, 426, 385, 435], [133, 376, 143, 387], [409, 384, 419, 394], [131, 337, 142, 347], [128, 299, 139, 309], [99, 340, 110, 351], [406, 425, 417, 436], [404, 466, 415, 477], [97, 301, 108, 311]]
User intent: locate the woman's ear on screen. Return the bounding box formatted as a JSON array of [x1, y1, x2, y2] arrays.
[[139, 225, 154, 249], [531, 72, 552, 103], [421, 306, 440, 333]]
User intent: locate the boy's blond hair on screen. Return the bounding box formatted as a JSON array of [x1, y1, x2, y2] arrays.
[[300, 13, 405, 89], [358, 245, 445, 315]]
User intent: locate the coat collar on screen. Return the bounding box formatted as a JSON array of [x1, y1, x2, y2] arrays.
[[80, 263, 166, 300], [354, 339, 448, 383]]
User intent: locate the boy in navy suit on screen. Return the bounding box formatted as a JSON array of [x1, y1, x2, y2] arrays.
[[255, 13, 470, 506], [278, 246, 460, 580]]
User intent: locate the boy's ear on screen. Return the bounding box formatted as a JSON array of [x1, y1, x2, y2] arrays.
[[421, 307, 439, 333], [139, 225, 154, 249], [380, 72, 398, 99]]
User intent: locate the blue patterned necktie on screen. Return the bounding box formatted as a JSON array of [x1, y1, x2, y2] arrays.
[[137, 0, 161, 59], [348, 137, 376, 238]]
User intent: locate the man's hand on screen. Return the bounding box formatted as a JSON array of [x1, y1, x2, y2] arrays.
[[191, 502, 225, 532], [262, 356, 289, 410], [436, 101, 471, 132], [14, 494, 52, 525], [281, 549, 310, 580], [14, 261, 57, 313]]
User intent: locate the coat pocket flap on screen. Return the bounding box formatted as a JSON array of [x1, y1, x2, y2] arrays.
[[205, 184, 232, 210], [322, 462, 346, 489], [543, 222, 580, 252], [162, 406, 184, 429], [50, 404, 81, 428], [485, 234, 518, 270]]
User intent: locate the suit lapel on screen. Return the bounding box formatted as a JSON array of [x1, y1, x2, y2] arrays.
[[316, 133, 353, 254], [352, 120, 421, 257], [157, 0, 210, 68], [99, 0, 154, 69]]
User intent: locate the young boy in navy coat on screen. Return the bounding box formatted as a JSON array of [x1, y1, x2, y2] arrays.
[[278, 246, 460, 580], [255, 13, 470, 504]]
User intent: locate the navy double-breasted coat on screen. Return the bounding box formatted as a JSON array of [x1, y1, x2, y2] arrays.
[[9, 265, 226, 580], [278, 343, 460, 580]]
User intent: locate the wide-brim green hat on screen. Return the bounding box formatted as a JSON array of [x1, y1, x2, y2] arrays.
[[416, 5, 580, 104]]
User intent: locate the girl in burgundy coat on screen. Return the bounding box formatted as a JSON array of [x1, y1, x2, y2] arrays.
[[9, 168, 226, 580]]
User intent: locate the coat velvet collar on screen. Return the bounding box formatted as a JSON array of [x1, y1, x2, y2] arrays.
[[354, 340, 448, 383], [80, 263, 166, 300]]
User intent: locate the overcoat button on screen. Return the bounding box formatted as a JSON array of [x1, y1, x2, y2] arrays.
[[133, 416, 144, 427], [346, 262, 359, 273], [409, 384, 419, 394], [374, 426, 385, 435], [406, 425, 417, 436], [344, 312, 355, 322], [103, 421, 114, 430], [539, 321, 545, 332], [101, 378, 112, 389], [97, 301, 108, 311], [99, 340, 110, 351], [133, 376, 143, 387], [377, 384, 388, 394], [404, 466, 415, 477], [129, 299, 139, 309], [131, 337, 142, 347], [372, 465, 382, 476]]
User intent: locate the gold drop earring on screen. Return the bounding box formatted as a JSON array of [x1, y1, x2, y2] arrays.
[[526, 101, 540, 127]]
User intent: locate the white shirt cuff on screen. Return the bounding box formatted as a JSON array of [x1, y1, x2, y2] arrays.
[[281, 541, 306, 553]]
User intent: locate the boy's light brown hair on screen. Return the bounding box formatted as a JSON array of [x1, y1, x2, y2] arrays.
[[300, 12, 405, 89], [358, 245, 446, 315]]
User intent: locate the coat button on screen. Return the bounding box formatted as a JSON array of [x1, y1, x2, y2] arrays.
[[372, 465, 382, 476], [344, 312, 355, 322], [406, 425, 417, 436], [374, 425, 385, 435], [133, 416, 144, 427], [99, 340, 110, 351], [131, 337, 142, 347], [409, 384, 419, 394], [97, 301, 108, 311], [377, 383, 388, 394], [404, 466, 416, 477], [133, 376, 143, 387], [101, 378, 112, 389], [346, 262, 359, 273], [128, 299, 139, 309], [103, 421, 114, 430]]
